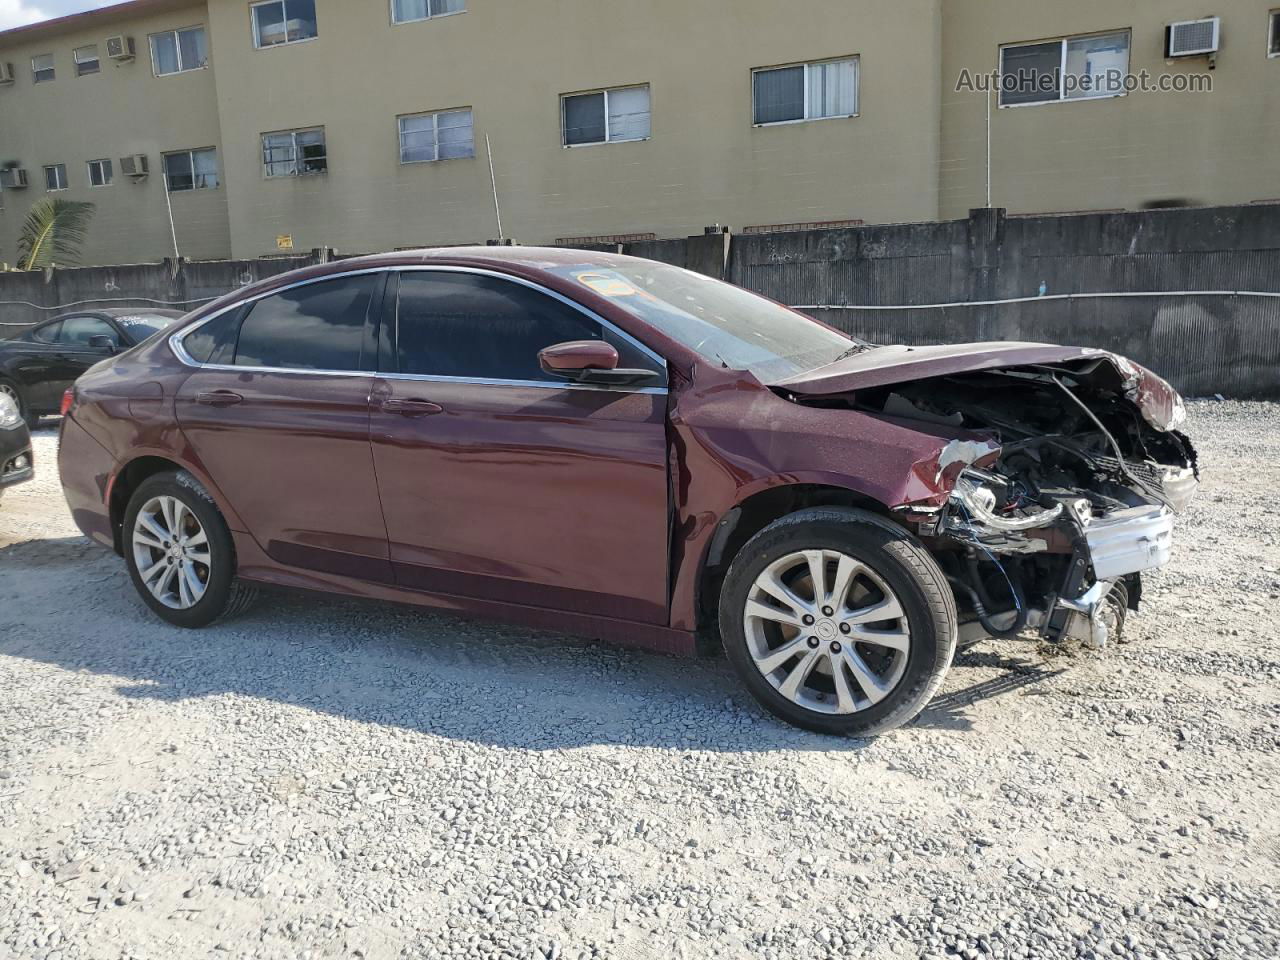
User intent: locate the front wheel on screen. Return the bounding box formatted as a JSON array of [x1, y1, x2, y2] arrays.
[[123, 470, 257, 628], [719, 507, 956, 736]]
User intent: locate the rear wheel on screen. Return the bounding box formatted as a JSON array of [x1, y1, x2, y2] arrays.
[[0, 379, 36, 430], [123, 471, 257, 627], [719, 507, 956, 736]]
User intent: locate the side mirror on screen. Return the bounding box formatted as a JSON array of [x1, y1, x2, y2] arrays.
[[87, 335, 117, 354], [538, 340, 661, 387]]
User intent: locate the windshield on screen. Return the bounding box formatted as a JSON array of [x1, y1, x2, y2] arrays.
[[551, 262, 865, 382], [113, 313, 182, 341]]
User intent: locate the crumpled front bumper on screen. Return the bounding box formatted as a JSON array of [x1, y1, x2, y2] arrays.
[[1084, 504, 1176, 580], [937, 467, 1198, 647]]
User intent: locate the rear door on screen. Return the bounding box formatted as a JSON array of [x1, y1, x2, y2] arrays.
[[369, 269, 672, 624], [175, 272, 392, 581]]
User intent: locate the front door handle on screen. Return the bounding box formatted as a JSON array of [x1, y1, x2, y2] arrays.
[[381, 398, 443, 417], [196, 390, 244, 407]]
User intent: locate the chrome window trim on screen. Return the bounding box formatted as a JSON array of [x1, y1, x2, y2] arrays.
[[168, 264, 669, 395]]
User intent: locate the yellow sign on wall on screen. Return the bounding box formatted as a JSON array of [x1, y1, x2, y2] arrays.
[[276, 235, 294, 251]]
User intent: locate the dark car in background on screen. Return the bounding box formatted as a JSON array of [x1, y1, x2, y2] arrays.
[[0, 390, 33, 502], [57, 248, 1198, 735], [1, 308, 184, 427]]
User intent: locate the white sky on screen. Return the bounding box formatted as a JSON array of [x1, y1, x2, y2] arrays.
[[0, 0, 116, 31]]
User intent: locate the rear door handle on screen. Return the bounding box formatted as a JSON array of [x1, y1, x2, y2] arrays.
[[196, 390, 244, 407], [381, 398, 443, 417]]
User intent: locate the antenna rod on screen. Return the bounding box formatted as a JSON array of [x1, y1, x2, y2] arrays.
[[162, 171, 181, 260], [985, 85, 993, 208], [485, 134, 504, 241]]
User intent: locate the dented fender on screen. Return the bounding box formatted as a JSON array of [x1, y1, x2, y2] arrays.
[[664, 367, 1001, 632]]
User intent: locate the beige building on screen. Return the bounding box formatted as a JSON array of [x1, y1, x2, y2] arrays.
[[0, 0, 1275, 266]]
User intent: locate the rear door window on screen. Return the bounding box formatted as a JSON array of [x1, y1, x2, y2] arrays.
[[182, 307, 244, 365], [393, 271, 656, 382], [233, 274, 376, 371]]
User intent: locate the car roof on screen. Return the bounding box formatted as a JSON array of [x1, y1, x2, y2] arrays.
[[335, 244, 657, 273]]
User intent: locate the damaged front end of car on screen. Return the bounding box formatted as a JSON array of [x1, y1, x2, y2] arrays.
[[895, 356, 1197, 648], [779, 348, 1198, 649]]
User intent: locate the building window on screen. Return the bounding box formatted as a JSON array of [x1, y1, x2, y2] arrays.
[[163, 148, 219, 191], [398, 109, 474, 164], [32, 54, 55, 83], [263, 127, 327, 177], [87, 159, 113, 187], [43, 164, 68, 191], [392, 0, 464, 24], [150, 26, 208, 75], [252, 0, 318, 48], [752, 58, 858, 125], [1000, 30, 1130, 106], [73, 44, 100, 76], [561, 85, 651, 146], [1270, 11, 1280, 57]]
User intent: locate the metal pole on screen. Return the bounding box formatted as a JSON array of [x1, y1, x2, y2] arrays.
[[485, 134, 504, 241], [162, 173, 181, 260], [985, 85, 993, 208]]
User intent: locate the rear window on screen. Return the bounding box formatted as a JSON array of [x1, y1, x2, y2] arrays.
[[113, 313, 182, 340], [233, 275, 375, 371]]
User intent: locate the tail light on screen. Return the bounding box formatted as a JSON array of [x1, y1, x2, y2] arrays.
[[60, 388, 76, 417]]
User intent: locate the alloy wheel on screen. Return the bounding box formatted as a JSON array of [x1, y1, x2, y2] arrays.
[[131, 495, 212, 610], [743, 549, 910, 715]]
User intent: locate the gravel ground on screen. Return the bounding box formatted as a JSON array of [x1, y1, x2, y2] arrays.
[[1, 401, 1277, 960]]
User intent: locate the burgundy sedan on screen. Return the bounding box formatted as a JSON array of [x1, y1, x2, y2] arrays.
[[58, 248, 1197, 734]]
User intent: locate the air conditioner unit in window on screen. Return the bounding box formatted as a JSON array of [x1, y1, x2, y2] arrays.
[[0, 62, 15, 84], [1166, 17, 1221, 58], [120, 154, 149, 178], [0, 168, 29, 189], [105, 35, 136, 61]]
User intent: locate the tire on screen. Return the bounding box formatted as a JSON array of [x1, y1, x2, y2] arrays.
[[0, 378, 37, 430], [122, 470, 258, 628], [719, 507, 956, 736]]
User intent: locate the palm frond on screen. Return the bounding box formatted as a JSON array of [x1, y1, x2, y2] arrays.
[[17, 197, 96, 271]]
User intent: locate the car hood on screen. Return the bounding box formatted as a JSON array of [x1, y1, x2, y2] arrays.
[[771, 341, 1186, 431]]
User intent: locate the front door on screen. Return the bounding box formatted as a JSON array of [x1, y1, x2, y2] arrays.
[[46, 315, 122, 397], [369, 269, 671, 625], [175, 272, 392, 581]]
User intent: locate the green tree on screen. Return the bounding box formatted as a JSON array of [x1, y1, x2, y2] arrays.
[[16, 196, 95, 270]]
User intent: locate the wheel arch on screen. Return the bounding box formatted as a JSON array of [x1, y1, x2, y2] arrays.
[[108, 456, 188, 554], [693, 482, 898, 637]]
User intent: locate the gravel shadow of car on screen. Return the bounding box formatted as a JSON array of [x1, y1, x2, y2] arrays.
[[0, 537, 890, 754], [912, 650, 1066, 732]]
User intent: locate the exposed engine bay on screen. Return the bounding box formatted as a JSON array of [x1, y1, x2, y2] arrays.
[[861, 356, 1198, 648]]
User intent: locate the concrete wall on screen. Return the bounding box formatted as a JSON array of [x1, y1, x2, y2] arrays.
[[940, 0, 1280, 219], [0, 253, 319, 329], [4, 205, 1279, 398], [727, 205, 1280, 399], [204, 0, 942, 258], [0, 0, 231, 266]]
